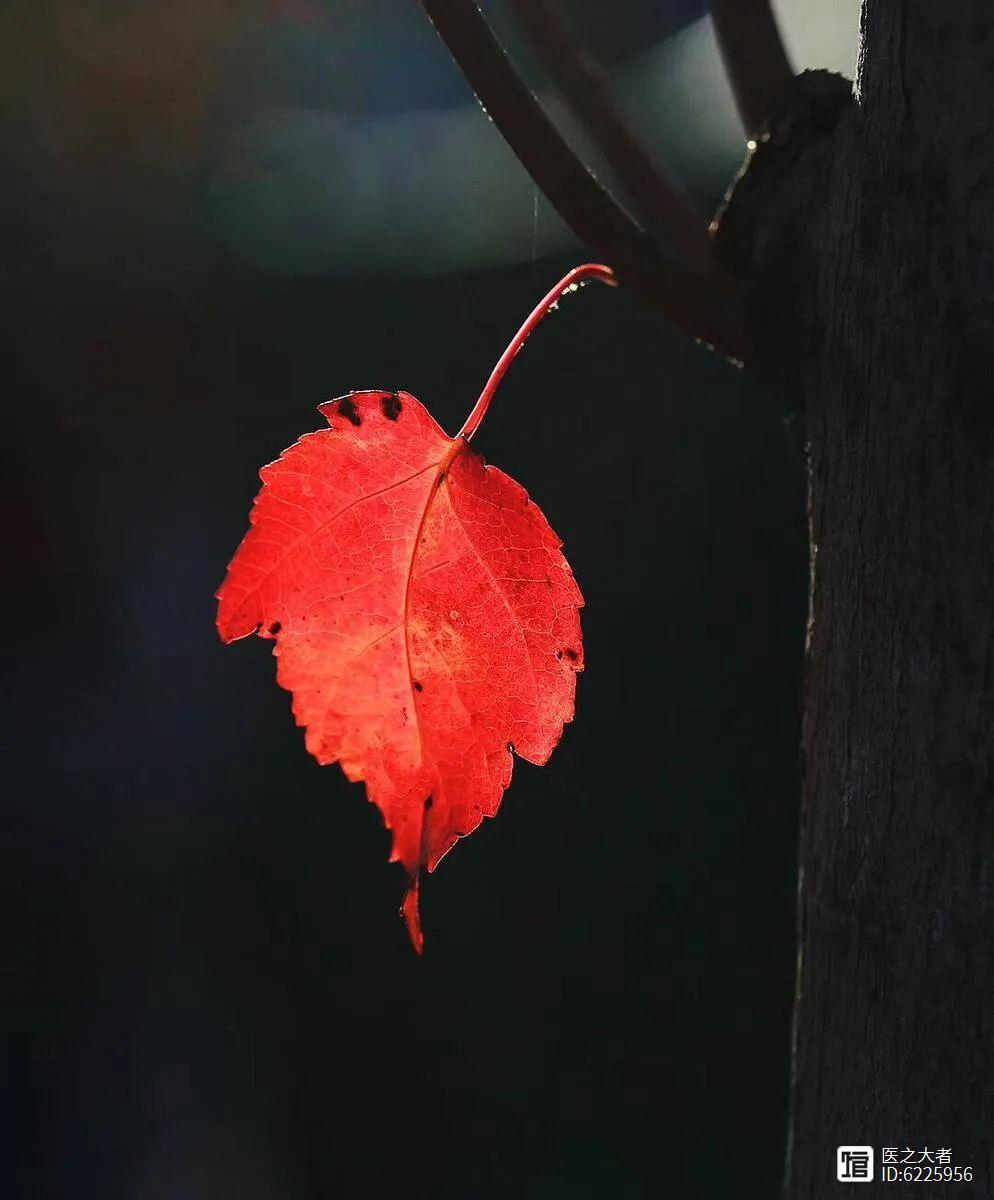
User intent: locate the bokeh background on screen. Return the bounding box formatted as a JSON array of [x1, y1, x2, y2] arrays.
[[2, 2, 858, 1196]]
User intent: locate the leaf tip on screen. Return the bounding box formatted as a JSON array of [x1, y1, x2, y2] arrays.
[[401, 873, 424, 955]]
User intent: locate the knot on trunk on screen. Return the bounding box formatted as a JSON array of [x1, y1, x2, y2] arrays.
[[711, 70, 853, 396]]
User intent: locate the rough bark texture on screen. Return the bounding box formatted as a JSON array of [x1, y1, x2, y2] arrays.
[[721, 3, 993, 1196]]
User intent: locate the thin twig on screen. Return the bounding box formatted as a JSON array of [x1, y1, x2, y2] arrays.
[[419, 0, 745, 360], [512, 0, 714, 271], [710, 0, 794, 135]]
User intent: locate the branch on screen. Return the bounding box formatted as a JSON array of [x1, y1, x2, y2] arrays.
[[511, 0, 714, 271], [420, 0, 745, 360], [710, 0, 794, 135]]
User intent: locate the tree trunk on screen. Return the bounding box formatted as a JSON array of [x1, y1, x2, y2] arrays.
[[784, 3, 994, 1196]]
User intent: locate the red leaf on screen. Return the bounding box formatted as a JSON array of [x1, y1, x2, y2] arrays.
[[217, 265, 613, 950]]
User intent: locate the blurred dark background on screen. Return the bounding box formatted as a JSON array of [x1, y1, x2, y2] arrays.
[[1, 1, 855, 1196]]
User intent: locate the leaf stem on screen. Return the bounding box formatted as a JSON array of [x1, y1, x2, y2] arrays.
[[457, 263, 616, 443]]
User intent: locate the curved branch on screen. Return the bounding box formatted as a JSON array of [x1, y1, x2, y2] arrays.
[[710, 0, 794, 135], [420, 0, 745, 360], [511, 0, 714, 270]]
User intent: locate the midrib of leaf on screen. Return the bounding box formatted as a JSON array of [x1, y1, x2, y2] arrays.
[[402, 438, 469, 857]]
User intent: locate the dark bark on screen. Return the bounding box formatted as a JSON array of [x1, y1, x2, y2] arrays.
[[741, 2, 994, 1195]]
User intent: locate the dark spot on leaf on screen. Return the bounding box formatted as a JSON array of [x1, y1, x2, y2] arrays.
[[339, 396, 362, 426], [562, 647, 579, 662], [381, 393, 402, 420], [507, 742, 515, 753], [268, 621, 282, 635], [424, 795, 433, 811], [413, 681, 424, 692]]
